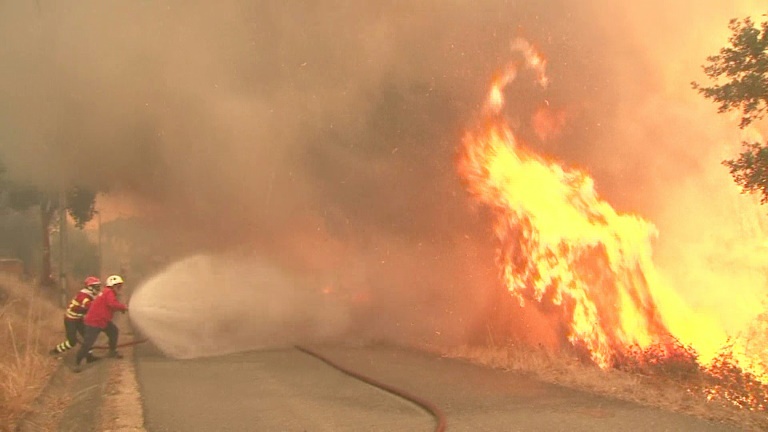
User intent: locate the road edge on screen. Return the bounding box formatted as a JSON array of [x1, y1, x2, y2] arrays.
[[98, 327, 146, 432]]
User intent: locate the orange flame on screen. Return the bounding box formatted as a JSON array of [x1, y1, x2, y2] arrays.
[[459, 121, 669, 366], [457, 39, 766, 376]]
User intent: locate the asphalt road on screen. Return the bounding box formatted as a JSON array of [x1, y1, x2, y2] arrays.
[[134, 343, 743, 432]]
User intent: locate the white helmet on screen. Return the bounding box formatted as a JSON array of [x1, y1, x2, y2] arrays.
[[105, 275, 124, 287]]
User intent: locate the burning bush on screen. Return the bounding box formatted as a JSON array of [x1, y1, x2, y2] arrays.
[[604, 335, 768, 413], [613, 338, 700, 380], [700, 347, 768, 412]]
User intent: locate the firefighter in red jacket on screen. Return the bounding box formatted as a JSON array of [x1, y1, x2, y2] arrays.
[[50, 276, 101, 363], [74, 274, 129, 372]]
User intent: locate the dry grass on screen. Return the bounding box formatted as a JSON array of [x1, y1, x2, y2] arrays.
[[0, 274, 62, 431], [433, 341, 768, 431]]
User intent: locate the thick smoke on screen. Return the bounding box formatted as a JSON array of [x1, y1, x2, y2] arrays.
[[0, 0, 598, 242], [1, 1, 767, 353]]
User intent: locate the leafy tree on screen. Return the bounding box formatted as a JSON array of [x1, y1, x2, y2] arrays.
[[693, 15, 768, 202], [0, 169, 96, 286], [0, 207, 39, 273]]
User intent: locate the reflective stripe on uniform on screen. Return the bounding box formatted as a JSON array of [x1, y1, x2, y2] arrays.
[[55, 340, 74, 352], [64, 289, 95, 319]]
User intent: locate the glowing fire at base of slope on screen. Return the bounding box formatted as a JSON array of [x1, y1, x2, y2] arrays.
[[456, 39, 766, 385]]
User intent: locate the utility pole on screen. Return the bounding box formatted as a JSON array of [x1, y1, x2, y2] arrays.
[[97, 210, 102, 279], [58, 190, 67, 307]]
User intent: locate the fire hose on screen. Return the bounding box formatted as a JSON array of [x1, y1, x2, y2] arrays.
[[75, 336, 148, 350], [295, 345, 447, 432], [89, 338, 148, 350], [69, 335, 446, 428]]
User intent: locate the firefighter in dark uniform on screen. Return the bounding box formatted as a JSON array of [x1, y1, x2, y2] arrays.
[[50, 276, 101, 363]]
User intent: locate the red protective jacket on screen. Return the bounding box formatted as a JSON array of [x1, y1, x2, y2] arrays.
[[84, 287, 127, 329], [65, 288, 97, 321]]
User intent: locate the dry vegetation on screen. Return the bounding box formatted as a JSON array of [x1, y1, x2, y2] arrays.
[[436, 339, 768, 432], [0, 274, 63, 431]]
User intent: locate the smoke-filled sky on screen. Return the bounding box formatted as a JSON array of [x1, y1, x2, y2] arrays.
[[0, 1, 660, 240], [1, 1, 767, 347]]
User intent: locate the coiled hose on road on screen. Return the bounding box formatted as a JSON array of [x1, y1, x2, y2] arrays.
[[295, 345, 447, 432]]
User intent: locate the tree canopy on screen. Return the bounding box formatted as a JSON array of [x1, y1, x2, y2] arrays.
[[693, 15, 768, 202], [0, 157, 97, 284]]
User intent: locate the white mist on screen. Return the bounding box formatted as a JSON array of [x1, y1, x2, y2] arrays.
[[129, 254, 351, 359]]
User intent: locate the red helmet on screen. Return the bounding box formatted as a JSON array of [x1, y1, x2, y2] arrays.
[[84, 276, 101, 287]]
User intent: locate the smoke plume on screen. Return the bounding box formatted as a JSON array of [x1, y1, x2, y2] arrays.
[[1, 0, 767, 354]]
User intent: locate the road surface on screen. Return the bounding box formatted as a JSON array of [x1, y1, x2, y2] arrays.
[[133, 342, 742, 432]]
